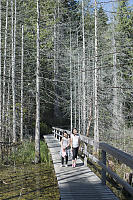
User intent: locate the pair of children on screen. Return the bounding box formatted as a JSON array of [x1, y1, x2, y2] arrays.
[[60, 128, 80, 168]]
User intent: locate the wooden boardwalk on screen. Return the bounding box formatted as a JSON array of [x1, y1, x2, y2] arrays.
[[44, 135, 119, 200]]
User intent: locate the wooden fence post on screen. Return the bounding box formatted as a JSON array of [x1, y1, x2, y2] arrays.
[[56, 129, 58, 139], [58, 131, 60, 141], [101, 150, 106, 185], [54, 128, 56, 137], [84, 143, 87, 167], [59, 131, 62, 142]]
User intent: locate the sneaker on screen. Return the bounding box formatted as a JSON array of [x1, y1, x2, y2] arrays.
[[65, 164, 68, 167], [73, 163, 76, 168], [72, 164, 74, 168], [60, 164, 64, 167]]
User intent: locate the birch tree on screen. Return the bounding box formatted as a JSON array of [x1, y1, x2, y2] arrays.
[[82, 0, 86, 135], [6, 64, 11, 142], [111, 9, 119, 144], [35, 0, 40, 163], [70, 28, 73, 132], [0, 0, 1, 141], [20, 25, 24, 142], [94, 0, 99, 152], [77, 31, 81, 133], [11, 0, 16, 143], [2, 0, 8, 140]]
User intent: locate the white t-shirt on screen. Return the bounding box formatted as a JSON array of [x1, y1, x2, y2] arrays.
[[62, 137, 69, 148], [71, 134, 80, 148]]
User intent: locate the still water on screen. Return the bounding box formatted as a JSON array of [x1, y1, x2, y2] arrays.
[[0, 163, 60, 200]]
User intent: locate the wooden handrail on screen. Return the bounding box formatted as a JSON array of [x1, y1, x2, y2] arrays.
[[52, 127, 133, 197], [99, 142, 133, 170]]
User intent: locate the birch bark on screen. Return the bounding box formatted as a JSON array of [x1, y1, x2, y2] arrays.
[[0, 0, 1, 141], [21, 25, 24, 142], [74, 61, 77, 128], [112, 24, 118, 132], [2, 0, 8, 140], [77, 32, 81, 133], [35, 0, 40, 163], [94, 0, 99, 152], [82, 0, 86, 135], [6, 65, 11, 142], [11, 0, 16, 143], [70, 28, 72, 132]]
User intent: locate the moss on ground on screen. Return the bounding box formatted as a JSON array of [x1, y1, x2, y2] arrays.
[[0, 140, 60, 200]]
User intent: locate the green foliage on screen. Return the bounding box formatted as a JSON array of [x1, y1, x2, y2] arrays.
[[97, 6, 108, 34], [117, 0, 133, 37], [0, 164, 60, 199], [40, 140, 51, 163], [9, 141, 35, 164], [40, 122, 52, 136], [8, 140, 50, 164], [115, 0, 133, 128]]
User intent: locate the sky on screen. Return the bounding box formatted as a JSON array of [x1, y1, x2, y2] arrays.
[[78, 0, 133, 11], [78, 0, 133, 20]]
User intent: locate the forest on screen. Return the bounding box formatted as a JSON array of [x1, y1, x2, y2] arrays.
[[0, 0, 132, 161], [0, 0, 132, 199]]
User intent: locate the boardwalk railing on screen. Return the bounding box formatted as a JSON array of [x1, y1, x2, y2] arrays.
[[52, 127, 133, 197]]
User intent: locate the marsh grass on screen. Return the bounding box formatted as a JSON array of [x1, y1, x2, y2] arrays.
[[0, 163, 60, 200], [7, 140, 51, 165], [0, 140, 60, 199]]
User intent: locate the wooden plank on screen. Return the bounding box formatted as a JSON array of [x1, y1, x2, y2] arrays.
[[44, 135, 119, 200]]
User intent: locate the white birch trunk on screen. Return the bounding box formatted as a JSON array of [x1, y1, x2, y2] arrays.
[[112, 27, 118, 131], [70, 28, 73, 132], [77, 32, 81, 133], [54, 9, 56, 80], [94, 0, 99, 152], [82, 0, 86, 135], [56, 0, 59, 75], [112, 6, 120, 146], [35, 0, 40, 163], [0, 0, 2, 140], [74, 61, 77, 128], [53, 8, 58, 119], [6, 65, 11, 142], [11, 0, 16, 143], [20, 25, 24, 142], [2, 0, 8, 140]]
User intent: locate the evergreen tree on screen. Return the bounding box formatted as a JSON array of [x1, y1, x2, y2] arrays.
[[116, 0, 133, 127]]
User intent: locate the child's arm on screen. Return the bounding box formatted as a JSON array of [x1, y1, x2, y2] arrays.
[[61, 138, 63, 149], [70, 136, 73, 150], [78, 136, 80, 147]]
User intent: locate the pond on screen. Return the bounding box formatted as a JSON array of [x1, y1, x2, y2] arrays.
[[0, 163, 60, 200]]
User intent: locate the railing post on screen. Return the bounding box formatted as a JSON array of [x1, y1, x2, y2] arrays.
[[101, 150, 106, 185], [58, 131, 60, 141], [59, 131, 62, 142], [55, 129, 58, 139], [54, 128, 56, 137], [57, 130, 58, 140], [84, 143, 87, 167]]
